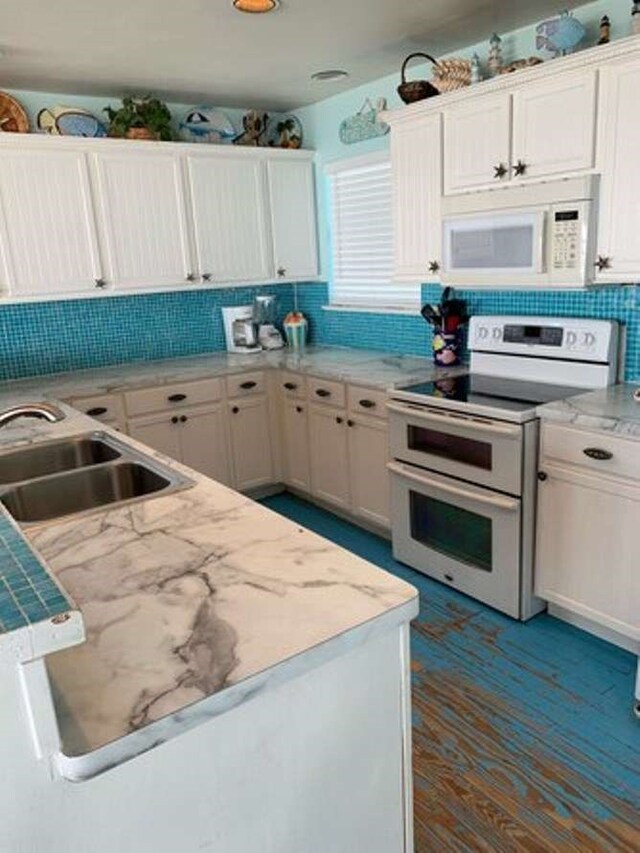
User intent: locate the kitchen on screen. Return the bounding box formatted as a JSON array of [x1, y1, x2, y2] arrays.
[[0, 0, 639, 850]]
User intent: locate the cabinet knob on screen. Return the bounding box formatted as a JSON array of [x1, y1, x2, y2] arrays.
[[94, 278, 107, 289], [335, 416, 343, 424], [514, 159, 527, 177], [185, 273, 196, 282], [537, 471, 548, 481], [232, 406, 239, 414], [86, 406, 107, 416], [201, 273, 212, 282], [428, 260, 440, 274], [277, 266, 287, 278], [347, 419, 354, 427], [583, 447, 613, 461], [296, 405, 303, 413], [595, 255, 612, 272], [493, 163, 508, 180], [180, 415, 188, 423], [167, 393, 187, 403], [171, 416, 179, 424]]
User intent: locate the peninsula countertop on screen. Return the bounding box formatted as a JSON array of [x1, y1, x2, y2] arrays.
[[0, 405, 418, 779], [537, 382, 640, 439]]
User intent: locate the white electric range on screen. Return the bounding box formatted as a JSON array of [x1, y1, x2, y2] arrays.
[[387, 316, 619, 621]]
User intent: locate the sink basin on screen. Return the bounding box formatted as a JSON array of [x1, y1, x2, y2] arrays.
[[1, 462, 173, 523], [0, 435, 121, 484]]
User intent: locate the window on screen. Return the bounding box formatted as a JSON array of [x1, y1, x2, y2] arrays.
[[326, 153, 420, 311]]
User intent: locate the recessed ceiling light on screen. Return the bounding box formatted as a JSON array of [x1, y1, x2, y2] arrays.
[[233, 0, 279, 12], [311, 69, 349, 82]]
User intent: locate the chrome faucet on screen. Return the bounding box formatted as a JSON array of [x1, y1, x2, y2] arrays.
[[0, 402, 66, 429]]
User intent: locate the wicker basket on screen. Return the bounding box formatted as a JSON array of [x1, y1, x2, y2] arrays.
[[397, 53, 441, 104], [431, 59, 472, 93]]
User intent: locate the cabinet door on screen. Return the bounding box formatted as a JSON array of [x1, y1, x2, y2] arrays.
[[180, 405, 232, 486], [282, 399, 310, 492], [308, 405, 350, 510], [391, 113, 442, 281], [228, 396, 274, 491], [347, 416, 390, 529], [443, 93, 511, 193], [128, 414, 181, 462], [92, 151, 192, 289], [186, 154, 272, 283], [512, 70, 597, 181], [267, 159, 318, 280], [596, 57, 640, 282], [535, 462, 640, 641], [0, 148, 102, 297]]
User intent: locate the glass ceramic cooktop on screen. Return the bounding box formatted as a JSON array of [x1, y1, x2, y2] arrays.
[[398, 374, 585, 414]]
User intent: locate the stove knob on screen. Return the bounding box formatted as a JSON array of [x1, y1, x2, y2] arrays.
[[566, 331, 577, 347], [477, 326, 489, 340], [583, 332, 596, 348], [492, 327, 502, 341]]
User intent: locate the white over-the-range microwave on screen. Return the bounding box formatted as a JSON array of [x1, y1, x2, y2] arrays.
[[441, 175, 598, 289]]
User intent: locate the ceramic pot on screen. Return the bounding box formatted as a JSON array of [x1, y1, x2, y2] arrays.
[[124, 127, 158, 141]]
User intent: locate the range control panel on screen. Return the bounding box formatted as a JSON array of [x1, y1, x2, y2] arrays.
[[469, 315, 617, 362]]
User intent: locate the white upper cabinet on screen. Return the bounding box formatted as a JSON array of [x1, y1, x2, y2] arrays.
[[0, 148, 102, 297], [443, 93, 511, 194], [391, 113, 442, 281], [267, 159, 318, 280], [186, 153, 272, 283], [596, 55, 640, 282], [512, 70, 597, 181], [91, 150, 193, 289]]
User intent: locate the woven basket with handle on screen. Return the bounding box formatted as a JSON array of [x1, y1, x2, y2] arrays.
[[397, 53, 441, 104]]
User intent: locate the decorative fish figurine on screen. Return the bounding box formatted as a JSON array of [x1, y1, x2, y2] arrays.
[[536, 10, 586, 57]]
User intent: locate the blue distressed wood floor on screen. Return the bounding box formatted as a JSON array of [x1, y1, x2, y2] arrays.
[[262, 493, 640, 852]]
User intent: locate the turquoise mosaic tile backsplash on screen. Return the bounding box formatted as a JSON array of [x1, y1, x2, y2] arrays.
[[0, 281, 638, 382]]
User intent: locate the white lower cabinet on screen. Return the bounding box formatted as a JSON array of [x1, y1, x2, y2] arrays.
[[347, 415, 390, 529], [128, 403, 232, 486], [308, 404, 351, 511], [281, 398, 311, 492], [535, 424, 640, 645], [228, 396, 274, 491]]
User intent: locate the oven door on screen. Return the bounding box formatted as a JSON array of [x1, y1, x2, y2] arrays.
[[388, 401, 523, 495], [388, 461, 522, 618]]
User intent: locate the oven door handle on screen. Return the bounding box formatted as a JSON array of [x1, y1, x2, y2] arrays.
[[387, 462, 520, 512], [386, 401, 522, 439]]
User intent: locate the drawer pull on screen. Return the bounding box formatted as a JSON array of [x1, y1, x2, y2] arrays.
[[86, 406, 107, 417], [232, 406, 239, 414], [240, 380, 257, 390], [283, 382, 298, 391], [444, 574, 454, 583], [583, 447, 613, 461], [167, 393, 187, 403], [359, 399, 375, 409], [316, 388, 331, 398]]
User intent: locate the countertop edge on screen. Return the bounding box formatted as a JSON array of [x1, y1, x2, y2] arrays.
[[55, 595, 419, 782]]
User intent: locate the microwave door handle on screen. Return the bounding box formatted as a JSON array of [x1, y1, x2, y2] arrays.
[[386, 401, 522, 439], [387, 462, 520, 512]]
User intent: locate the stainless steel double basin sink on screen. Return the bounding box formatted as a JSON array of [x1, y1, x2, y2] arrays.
[[0, 433, 192, 525]]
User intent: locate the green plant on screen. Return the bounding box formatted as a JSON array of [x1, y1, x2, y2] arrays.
[[104, 96, 174, 141]]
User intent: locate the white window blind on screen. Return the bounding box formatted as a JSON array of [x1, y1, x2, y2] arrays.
[[327, 154, 419, 310]]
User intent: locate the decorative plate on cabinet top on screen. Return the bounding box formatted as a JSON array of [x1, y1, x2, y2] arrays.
[[0, 92, 29, 133], [179, 107, 236, 143], [266, 114, 303, 149], [37, 105, 107, 137]]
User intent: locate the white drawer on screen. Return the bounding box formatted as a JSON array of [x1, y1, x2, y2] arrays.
[[348, 385, 388, 419], [280, 371, 306, 399], [541, 423, 640, 482], [226, 371, 266, 398], [70, 393, 125, 425], [308, 376, 346, 408], [124, 378, 222, 417]]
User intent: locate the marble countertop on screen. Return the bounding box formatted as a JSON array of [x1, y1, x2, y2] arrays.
[[0, 346, 465, 402], [537, 382, 640, 439], [0, 404, 418, 775]]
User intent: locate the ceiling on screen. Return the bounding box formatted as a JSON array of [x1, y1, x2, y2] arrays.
[[2, 0, 585, 110]]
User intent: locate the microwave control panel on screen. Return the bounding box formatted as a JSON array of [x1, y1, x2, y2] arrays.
[[551, 210, 581, 271]]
